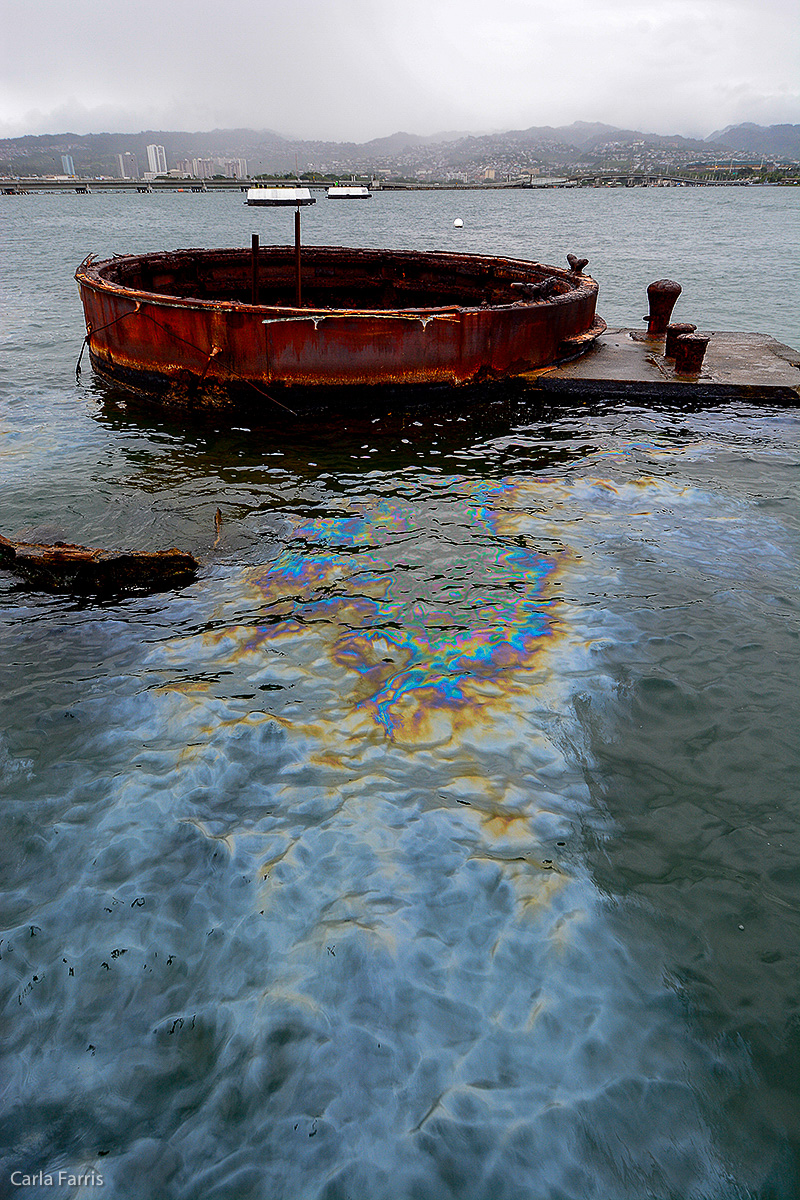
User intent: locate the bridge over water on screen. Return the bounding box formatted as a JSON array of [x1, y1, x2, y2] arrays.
[[2, 173, 756, 196]]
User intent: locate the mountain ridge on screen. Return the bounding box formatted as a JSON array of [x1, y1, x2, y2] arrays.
[[2, 122, 797, 177]]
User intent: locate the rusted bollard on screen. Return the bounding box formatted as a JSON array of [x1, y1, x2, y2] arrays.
[[665, 322, 697, 357], [645, 279, 682, 337], [674, 332, 711, 375], [567, 254, 589, 274]]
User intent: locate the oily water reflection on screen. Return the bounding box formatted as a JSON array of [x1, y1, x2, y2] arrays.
[[1, 188, 799, 1200]]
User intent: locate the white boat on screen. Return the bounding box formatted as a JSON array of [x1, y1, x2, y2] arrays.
[[246, 187, 316, 207], [326, 185, 372, 200]]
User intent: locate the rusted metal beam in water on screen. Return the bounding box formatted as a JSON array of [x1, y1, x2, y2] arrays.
[[251, 234, 259, 305], [294, 210, 302, 308], [0, 534, 197, 594]]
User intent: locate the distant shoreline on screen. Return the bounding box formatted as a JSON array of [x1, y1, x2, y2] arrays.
[[3, 176, 795, 194]]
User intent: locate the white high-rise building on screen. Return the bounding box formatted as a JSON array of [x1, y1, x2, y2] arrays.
[[117, 152, 139, 179], [146, 145, 167, 175]]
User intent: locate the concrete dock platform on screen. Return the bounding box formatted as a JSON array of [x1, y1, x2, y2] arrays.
[[526, 329, 800, 403]]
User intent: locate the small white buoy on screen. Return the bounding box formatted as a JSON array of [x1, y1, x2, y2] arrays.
[[453, 218, 463, 228]]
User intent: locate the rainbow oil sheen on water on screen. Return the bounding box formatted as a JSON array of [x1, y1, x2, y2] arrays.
[[1, 188, 799, 1199]]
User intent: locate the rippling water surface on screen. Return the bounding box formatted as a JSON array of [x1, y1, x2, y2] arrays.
[[1, 189, 799, 1199]]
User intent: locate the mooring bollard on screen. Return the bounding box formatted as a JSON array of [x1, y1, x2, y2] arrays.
[[645, 279, 682, 337], [665, 322, 697, 358], [674, 332, 711, 374]]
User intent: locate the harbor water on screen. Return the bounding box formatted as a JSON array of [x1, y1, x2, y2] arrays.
[[1, 187, 799, 1199]]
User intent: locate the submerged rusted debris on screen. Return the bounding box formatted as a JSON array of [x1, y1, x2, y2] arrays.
[[511, 278, 559, 300], [0, 534, 197, 595]]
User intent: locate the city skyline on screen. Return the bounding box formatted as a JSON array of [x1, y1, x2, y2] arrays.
[[3, 118, 797, 186]]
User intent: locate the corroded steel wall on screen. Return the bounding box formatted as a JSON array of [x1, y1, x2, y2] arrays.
[[76, 248, 602, 401]]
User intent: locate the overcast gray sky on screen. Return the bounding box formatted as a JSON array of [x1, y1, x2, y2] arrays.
[[1, 0, 798, 140]]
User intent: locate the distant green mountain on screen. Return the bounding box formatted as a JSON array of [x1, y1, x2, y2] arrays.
[[707, 123, 800, 159], [1, 121, 797, 178]]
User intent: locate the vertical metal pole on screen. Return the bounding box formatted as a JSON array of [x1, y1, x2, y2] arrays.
[[294, 209, 302, 309], [251, 233, 259, 305]]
